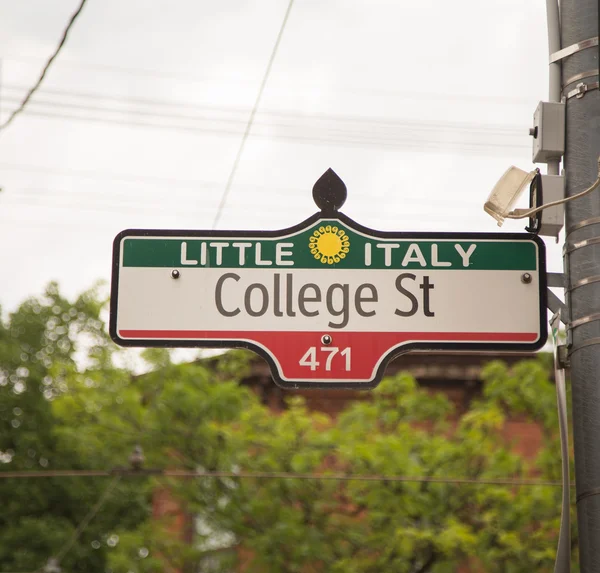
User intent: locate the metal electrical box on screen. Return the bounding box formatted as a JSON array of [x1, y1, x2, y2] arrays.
[[538, 174, 565, 239], [531, 102, 565, 163]]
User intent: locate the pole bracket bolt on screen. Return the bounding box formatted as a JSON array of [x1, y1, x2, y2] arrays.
[[521, 273, 532, 284]]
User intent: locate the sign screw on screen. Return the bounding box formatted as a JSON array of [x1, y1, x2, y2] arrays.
[[321, 334, 332, 345], [521, 273, 532, 284], [171, 270, 180, 279]]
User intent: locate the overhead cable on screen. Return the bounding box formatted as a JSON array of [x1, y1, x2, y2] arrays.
[[0, 94, 526, 139], [0, 0, 88, 133], [3, 108, 528, 155], [0, 87, 525, 134], [40, 475, 120, 571], [211, 0, 295, 229], [1, 63, 533, 105], [0, 467, 567, 487]]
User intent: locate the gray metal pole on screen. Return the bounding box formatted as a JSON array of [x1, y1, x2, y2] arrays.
[[546, 0, 561, 177], [561, 0, 600, 568]]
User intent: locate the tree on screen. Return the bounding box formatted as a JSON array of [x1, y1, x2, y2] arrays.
[[0, 283, 573, 572], [209, 364, 572, 573], [58, 349, 572, 572], [0, 283, 149, 573], [51, 347, 258, 572]]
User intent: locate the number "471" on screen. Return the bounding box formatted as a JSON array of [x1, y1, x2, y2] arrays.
[[299, 347, 351, 372]]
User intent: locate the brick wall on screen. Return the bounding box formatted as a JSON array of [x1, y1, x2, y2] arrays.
[[156, 350, 550, 571]]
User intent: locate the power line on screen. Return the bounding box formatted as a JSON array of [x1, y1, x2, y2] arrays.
[[0, 88, 529, 151], [0, 468, 567, 488], [2, 467, 563, 572], [1, 199, 476, 226], [1, 55, 256, 87], [0, 161, 218, 189], [0, 87, 525, 135], [2, 83, 253, 117], [0, 61, 533, 106], [49, 476, 121, 569], [5, 108, 528, 156], [0, 0, 88, 133], [211, 0, 295, 229], [0, 180, 490, 218], [0, 93, 527, 140], [1, 94, 247, 127], [5, 184, 478, 209], [0, 185, 485, 224]]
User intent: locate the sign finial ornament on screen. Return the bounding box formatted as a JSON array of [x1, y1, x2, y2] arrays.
[[312, 168, 347, 213]]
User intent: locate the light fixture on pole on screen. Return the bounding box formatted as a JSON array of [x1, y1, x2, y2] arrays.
[[484, 166, 537, 226]]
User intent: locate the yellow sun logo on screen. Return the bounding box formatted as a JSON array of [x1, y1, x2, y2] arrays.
[[309, 225, 350, 264]]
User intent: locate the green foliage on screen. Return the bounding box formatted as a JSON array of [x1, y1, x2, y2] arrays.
[[0, 283, 149, 573], [0, 283, 573, 572]]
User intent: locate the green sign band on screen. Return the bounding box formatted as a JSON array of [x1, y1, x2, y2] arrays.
[[122, 220, 537, 271]]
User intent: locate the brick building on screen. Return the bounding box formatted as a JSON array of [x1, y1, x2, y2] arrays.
[[239, 350, 547, 457], [153, 349, 551, 571]]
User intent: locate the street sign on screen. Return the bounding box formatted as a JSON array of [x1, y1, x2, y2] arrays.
[[110, 170, 547, 389]]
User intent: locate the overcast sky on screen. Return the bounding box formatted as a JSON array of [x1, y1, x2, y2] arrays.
[[0, 0, 561, 313]]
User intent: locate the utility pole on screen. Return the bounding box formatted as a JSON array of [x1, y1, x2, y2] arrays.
[[561, 0, 600, 569]]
